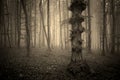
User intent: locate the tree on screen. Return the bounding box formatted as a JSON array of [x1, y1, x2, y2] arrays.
[[47, 0, 51, 50], [111, 0, 115, 54], [59, 0, 63, 49], [34, 0, 37, 47], [102, 0, 106, 56], [17, 0, 21, 48], [21, 0, 31, 56], [67, 0, 90, 76], [88, 0, 91, 52]]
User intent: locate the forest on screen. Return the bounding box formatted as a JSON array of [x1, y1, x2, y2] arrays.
[[0, 0, 120, 80]]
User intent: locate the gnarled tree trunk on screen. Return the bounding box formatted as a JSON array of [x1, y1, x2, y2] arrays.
[[70, 0, 86, 62], [67, 0, 90, 76]]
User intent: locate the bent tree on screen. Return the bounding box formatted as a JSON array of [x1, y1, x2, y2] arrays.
[[67, 0, 90, 76]]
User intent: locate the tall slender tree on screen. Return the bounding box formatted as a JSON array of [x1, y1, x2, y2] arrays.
[[47, 0, 51, 50], [34, 0, 37, 47], [59, 0, 63, 49], [21, 0, 31, 56], [102, 0, 106, 55], [17, 0, 21, 48], [111, 0, 115, 54], [88, 0, 91, 52]]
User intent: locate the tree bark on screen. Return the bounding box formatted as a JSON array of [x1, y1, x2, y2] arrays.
[[67, 0, 90, 76], [69, 0, 86, 62]]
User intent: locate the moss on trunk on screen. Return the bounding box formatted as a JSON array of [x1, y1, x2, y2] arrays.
[[68, 0, 91, 76]]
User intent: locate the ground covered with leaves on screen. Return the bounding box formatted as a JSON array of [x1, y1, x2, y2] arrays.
[[0, 48, 120, 80]]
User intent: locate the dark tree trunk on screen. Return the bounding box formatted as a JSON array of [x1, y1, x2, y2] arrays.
[[102, 0, 106, 56], [17, 0, 21, 48], [111, 0, 115, 54], [69, 0, 86, 62], [47, 0, 51, 50], [34, 0, 37, 47], [0, 0, 4, 48], [88, 0, 91, 52], [67, 0, 90, 76]]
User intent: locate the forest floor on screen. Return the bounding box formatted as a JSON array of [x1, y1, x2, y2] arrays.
[[0, 48, 120, 80]]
